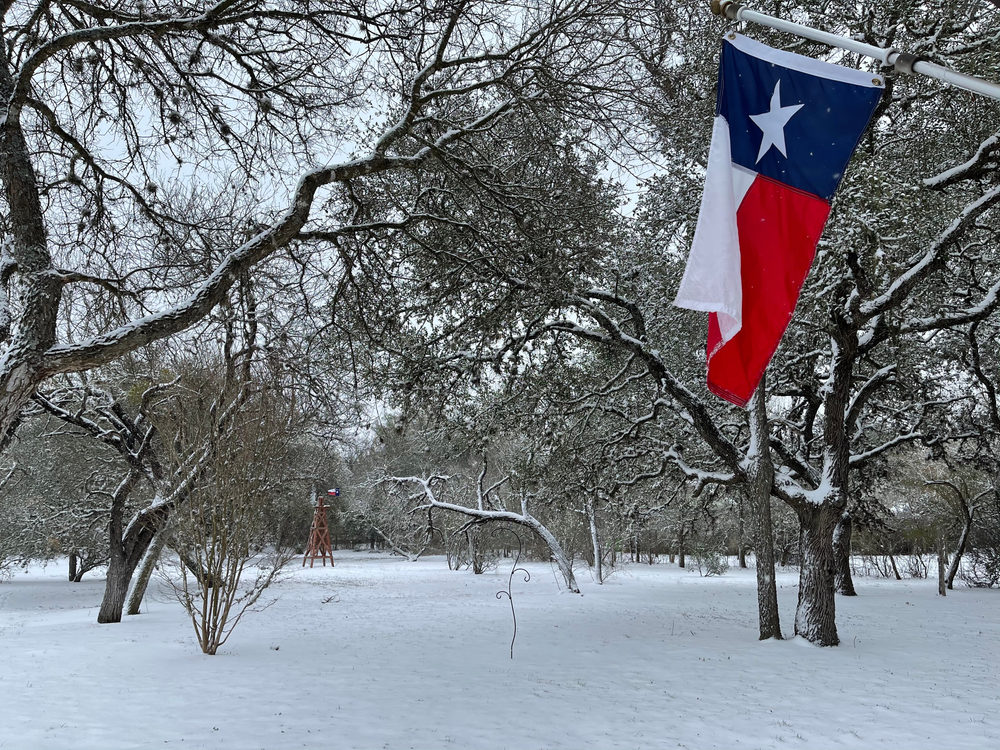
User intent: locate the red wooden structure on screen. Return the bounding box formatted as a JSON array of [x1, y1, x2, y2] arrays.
[[302, 491, 335, 567]]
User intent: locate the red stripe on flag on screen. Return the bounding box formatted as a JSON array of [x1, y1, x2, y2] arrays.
[[707, 175, 830, 407]]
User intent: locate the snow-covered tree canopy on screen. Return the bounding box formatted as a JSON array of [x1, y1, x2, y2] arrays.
[[0, 0, 653, 440]]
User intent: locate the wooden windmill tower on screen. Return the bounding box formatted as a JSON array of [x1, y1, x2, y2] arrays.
[[302, 487, 337, 567]]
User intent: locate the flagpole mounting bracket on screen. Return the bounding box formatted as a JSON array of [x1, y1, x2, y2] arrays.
[[712, 0, 741, 20], [892, 52, 926, 75], [708, 1, 1000, 100]]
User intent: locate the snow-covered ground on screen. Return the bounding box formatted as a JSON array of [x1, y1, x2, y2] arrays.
[[1, 551, 997, 749]]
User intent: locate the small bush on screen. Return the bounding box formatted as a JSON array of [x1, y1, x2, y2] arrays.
[[160, 388, 294, 654], [962, 548, 1000, 588], [692, 536, 730, 577]]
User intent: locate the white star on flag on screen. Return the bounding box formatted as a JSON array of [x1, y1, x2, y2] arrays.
[[750, 80, 803, 162]]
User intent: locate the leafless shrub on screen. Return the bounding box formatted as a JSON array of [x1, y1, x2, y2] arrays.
[[162, 387, 294, 655]]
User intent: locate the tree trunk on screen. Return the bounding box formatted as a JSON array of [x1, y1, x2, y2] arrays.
[[888, 553, 902, 580], [745, 488, 782, 639], [98, 532, 156, 623], [466, 529, 484, 575], [677, 529, 686, 569], [586, 497, 603, 585], [527, 518, 579, 593], [98, 482, 131, 623], [96, 468, 153, 623], [946, 511, 974, 590], [68, 552, 78, 583], [98, 546, 132, 624], [833, 511, 857, 596], [737, 498, 748, 569], [126, 527, 169, 615], [0, 55, 64, 442], [937, 535, 947, 596], [793, 505, 840, 646], [746, 380, 782, 640]]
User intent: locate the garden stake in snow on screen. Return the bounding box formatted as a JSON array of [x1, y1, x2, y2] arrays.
[[302, 488, 336, 568], [710, 0, 1000, 100], [493, 525, 530, 660]]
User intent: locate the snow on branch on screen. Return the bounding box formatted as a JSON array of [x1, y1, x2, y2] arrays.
[[846, 364, 897, 438], [5, 0, 246, 123], [849, 430, 924, 468], [968, 322, 1000, 431], [849, 395, 975, 469], [768, 437, 820, 489], [41, 157, 390, 374], [923, 130, 1000, 189], [859, 182, 1000, 321], [556, 288, 746, 477], [386, 474, 580, 593], [33, 390, 130, 457], [663, 446, 737, 497], [894, 276, 1000, 336]]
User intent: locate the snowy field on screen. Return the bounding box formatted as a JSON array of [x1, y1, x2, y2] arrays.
[[1, 551, 998, 750]]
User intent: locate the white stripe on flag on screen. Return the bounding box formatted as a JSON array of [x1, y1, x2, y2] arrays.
[[674, 115, 746, 344]]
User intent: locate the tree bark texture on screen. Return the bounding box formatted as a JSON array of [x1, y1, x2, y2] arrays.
[[126, 527, 169, 615], [0, 53, 63, 441], [98, 550, 133, 624], [586, 497, 603, 584], [746, 487, 782, 639], [529, 519, 580, 593], [466, 530, 484, 575], [789, 327, 853, 645], [794, 505, 840, 646], [937, 536, 948, 597], [833, 512, 857, 596], [97, 472, 163, 623], [946, 517, 972, 590], [737, 497, 748, 569], [746, 380, 782, 640]]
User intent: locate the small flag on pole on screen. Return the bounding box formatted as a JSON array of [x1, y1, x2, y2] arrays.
[[328, 488, 340, 497], [674, 33, 883, 407]]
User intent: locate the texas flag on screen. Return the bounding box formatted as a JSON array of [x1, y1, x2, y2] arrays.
[[674, 33, 883, 407]]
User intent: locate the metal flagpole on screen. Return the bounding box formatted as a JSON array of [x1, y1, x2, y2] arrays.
[[711, 0, 1000, 101]]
